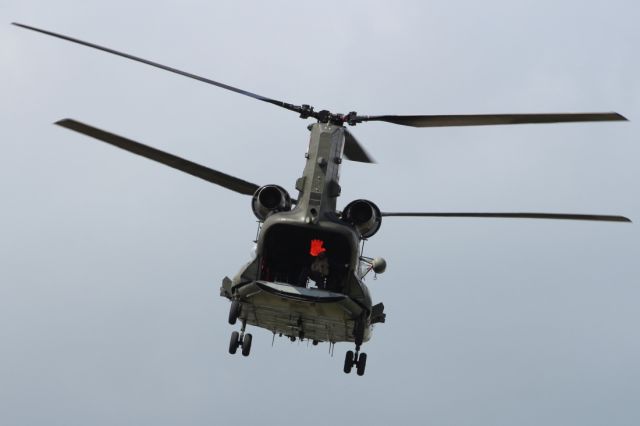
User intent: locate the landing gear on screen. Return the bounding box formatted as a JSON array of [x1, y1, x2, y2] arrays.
[[343, 347, 367, 376], [344, 318, 368, 376], [228, 318, 252, 357]]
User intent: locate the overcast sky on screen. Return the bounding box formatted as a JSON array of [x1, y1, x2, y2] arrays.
[[2, 1, 639, 425]]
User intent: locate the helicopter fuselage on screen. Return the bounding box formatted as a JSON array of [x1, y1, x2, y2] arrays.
[[220, 122, 383, 344]]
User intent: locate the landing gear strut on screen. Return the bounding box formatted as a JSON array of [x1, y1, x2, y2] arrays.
[[344, 318, 367, 376], [228, 316, 252, 357]]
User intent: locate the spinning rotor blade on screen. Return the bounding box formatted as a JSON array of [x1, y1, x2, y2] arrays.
[[14, 22, 628, 172], [15, 24, 627, 131], [12, 23, 301, 114], [344, 130, 375, 163], [380, 212, 631, 222], [359, 113, 627, 127], [56, 119, 260, 195]]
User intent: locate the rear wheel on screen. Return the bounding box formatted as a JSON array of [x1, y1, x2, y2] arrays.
[[228, 331, 240, 354], [343, 350, 354, 374], [228, 300, 241, 325], [241, 333, 253, 357], [356, 352, 367, 376]]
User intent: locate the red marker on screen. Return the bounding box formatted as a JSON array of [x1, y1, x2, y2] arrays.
[[310, 239, 326, 256]]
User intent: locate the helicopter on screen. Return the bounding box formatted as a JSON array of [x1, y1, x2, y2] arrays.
[[13, 22, 631, 376]]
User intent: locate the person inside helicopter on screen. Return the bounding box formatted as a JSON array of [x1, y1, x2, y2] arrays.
[[303, 251, 330, 289]]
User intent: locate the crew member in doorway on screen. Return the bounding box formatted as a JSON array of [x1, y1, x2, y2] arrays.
[[299, 239, 330, 289], [309, 251, 330, 289]]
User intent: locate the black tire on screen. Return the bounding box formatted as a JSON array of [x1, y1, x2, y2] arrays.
[[228, 300, 241, 325], [241, 333, 253, 357], [228, 331, 240, 354], [343, 350, 354, 374], [356, 352, 367, 376]]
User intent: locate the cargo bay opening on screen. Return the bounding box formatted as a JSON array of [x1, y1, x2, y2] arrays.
[[259, 224, 353, 292]]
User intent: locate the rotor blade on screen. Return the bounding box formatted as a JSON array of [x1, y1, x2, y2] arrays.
[[12, 22, 302, 115], [343, 129, 375, 163], [360, 112, 627, 128], [380, 212, 631, 222], [55, 119, 260, 195]]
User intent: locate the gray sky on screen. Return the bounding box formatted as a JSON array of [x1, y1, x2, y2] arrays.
[[2, 1, 639, 425]]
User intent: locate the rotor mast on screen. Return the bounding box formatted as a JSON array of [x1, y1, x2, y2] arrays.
[[295, 123, 345, 222]]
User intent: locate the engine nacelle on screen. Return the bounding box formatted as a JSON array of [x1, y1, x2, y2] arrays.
[[251, 185, 292, 220], [342, 199, 382, 238]]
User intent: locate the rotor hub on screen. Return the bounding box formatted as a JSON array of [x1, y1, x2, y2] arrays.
[[298, 104, 363, 126]]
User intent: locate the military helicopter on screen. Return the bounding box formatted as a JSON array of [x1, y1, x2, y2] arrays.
[[14, 23, 630, 376]]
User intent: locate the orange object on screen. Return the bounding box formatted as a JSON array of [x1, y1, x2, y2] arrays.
[[310, 239, 326, 256]]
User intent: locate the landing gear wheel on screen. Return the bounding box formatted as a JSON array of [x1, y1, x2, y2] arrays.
[[228, 300, 241, 325], [356, 352, 367, 376], [343, 350, 354, 374], [241, 333, 253, 357], [228, 331, 240, 354]]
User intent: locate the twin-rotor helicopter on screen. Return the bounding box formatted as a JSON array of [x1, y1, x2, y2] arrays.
[[14, 22, 630, 376]]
